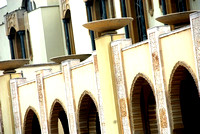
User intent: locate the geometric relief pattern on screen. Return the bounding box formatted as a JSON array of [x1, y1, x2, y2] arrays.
[[111, 39, 132, 134], [148, 27, 170, 133], [190, 11, 200, 96]]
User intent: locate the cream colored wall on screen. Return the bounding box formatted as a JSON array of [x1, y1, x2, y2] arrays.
[[16, 64, 61, 81], [44, 73, 67, 119], [0, 73, 21, 134], [145, 0, 163, 28], [71, 63, 98, 110], [69, 0, 93, 54], [18, 81, 40, 129], [41, 6, 65, 61], [122, 42, 154, 97], [0, 24, 11, 60], [28, 8, 48, 64], [160, 29, 197, 91]]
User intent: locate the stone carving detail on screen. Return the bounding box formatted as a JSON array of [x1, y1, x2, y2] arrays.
[[148, 27, 171, 133], [61, 0, 70, 19], [159, 108, 167, 128], [6, 13, 16, 31], [190, 12, 200, 95], [36, 73, 48, 134], [120, 99, 127, 117], [62, 60, 79, 134], [10, 78, 26, 134], [92, 54, 106, 134], [111, 39, 132, 134], [5, 10, 25, 35]]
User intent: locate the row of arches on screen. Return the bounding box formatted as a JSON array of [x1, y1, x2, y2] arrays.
[[23, 63, 200, 134], [130, 63, 200, 134], [23, 95, 101, 134]]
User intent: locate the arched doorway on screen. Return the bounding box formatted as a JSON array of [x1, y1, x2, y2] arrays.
[[78, 94, 101, 134], [169, 65, 200, 134], [131, 76, 158, 134], [50, 101, 69, 134], [24, 108, 41, 134]]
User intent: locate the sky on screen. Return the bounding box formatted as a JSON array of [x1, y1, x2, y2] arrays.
[[0, 0, 7, 8]]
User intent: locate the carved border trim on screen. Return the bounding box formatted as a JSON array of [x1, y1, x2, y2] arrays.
[[92, 53, 106, 134], [111, 39, 132, 134], [36, 71, 49, 134], [62, 59, 80, 134], [190, 11, 200, 96], [10, 78, 26, 134], [148, 26, 171, 134]]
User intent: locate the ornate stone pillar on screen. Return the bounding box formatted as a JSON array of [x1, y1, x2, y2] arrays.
[[147, 26, 171, 134], [8, 35, 15, 59], [10, 78, 27, 134], [111, 39, 132, 133], [62, 59, 80, 134], [190, 11, 200, 96], [36, 69, 51, 134], [92, 52, 106, 133]]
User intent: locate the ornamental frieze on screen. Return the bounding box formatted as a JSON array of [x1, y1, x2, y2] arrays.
[[5, 10, 25, 35]]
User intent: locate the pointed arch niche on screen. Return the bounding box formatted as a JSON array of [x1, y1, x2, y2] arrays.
[[130, 74, 158, 134], [78, 92, 101, 134], [50, 100, 70, 134], [23, 107, 41, 134], [168, 63, 200, 134]]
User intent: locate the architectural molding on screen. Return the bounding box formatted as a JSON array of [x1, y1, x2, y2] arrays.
[[92, 52, 106, 134], [190, 11, 200, 96], [147, 26, 171, 134], [111, 39, 132, 133], [36, 69, 51, 134], [62, 59, 80, 134], [10, 78, 27, 134]]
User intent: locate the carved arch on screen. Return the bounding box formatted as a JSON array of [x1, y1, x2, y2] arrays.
[[130, 73, 159, 133], [23, 106, 41, 134]]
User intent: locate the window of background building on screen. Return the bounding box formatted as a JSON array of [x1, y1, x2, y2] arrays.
[[120, 0, 148, 43], [63, 10, 75, 55]]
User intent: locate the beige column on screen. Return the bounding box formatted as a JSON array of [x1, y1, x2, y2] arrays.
[[36, 69, 51, 134], [147, 26, 171, 134], [62, 59, 80, 134], [190, 11, 200, 96], [111, 39, 132, 133], [95, 34, 125, 134], [10, 78, 27, 134]]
